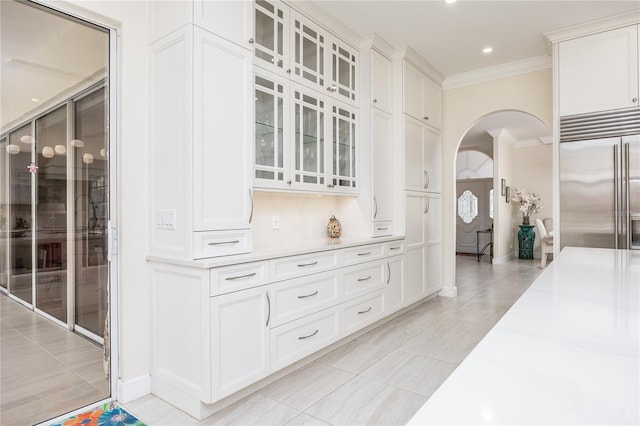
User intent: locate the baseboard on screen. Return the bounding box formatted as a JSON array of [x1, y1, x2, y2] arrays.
[[438, 286, 457, 297], [492, 253, 515, 264], [117, 374, 151, 404]]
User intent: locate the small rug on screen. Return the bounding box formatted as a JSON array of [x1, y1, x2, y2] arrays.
[[51, 402, 146, 426]]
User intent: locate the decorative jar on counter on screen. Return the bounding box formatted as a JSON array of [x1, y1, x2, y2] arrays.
[[327, 215, 342, 238]]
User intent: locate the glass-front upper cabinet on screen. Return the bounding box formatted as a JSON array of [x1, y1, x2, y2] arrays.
[[253, 0, 358, 105], [254, 71, 288, 188], [330, 103, 357, 191], [293, 86, 326, 189], [254, 0, 288, 74]]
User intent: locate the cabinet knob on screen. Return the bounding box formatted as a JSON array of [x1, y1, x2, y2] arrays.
[[424, 116, 429, 121], [286, 180, 292, 185], [372, 98, 378, 103], [249, 38, 254, 44], [633, 98, 638, 103], [327, 183, 335, 188], [327, 84, 337, 93], [286, 69, 291, 74]]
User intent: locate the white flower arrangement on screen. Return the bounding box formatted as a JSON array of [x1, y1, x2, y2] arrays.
[[511, 188, 541, 224]]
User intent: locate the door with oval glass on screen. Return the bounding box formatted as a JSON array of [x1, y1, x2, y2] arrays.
[[456, 179, 493, 254]]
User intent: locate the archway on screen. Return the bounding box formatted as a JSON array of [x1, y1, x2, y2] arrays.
[[453, 110, 551, 270]]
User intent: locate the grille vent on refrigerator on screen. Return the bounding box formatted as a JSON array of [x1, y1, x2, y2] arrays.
[[560, 108, 640, 142]]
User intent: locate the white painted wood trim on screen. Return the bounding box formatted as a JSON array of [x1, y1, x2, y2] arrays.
[[443, 55, 551, 90], [438, 286, 457, 298], [544, 10, 640, 44], [491, 253, 515, 265], [117, 375, 152, 404]]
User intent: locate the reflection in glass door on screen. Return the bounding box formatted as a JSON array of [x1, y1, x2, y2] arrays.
[[35, 105, 68, 323], [73, 87, 108, 341]]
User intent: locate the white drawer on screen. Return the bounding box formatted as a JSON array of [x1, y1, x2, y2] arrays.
[[270, 251, 340, 282], [343, 261, 387, 300], [385, 240, 405, 255], [210, 261, 269, 296], [269, 271, 341, 327], [343, 291, 385, 334], [194, 230, 251, 259], [270, 306, 342, 372], [342, 243, 384, 266], [371, 221, 393, 237]]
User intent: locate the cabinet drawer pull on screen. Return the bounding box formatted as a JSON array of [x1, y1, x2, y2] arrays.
[[389, 246, 401, 251], [386, 263, 391, 285], [298, 329, 319, 340], [376, 227, 389, 231], [358, 307, 372, 314], [357, 252, 371, 256], [297, 261, 318, 267], [225, 272, 257, 281], [208, 240, 240, 246], [357, 275, 372, 282], [297, 291, 318, 299]]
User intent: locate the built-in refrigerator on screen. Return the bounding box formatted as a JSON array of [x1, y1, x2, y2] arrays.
[[559, 111, 640, 250]]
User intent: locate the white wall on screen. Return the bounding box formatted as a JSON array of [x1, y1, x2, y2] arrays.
[[46, 0, 151, 399], [442, 69, 553, 290], [492, 131, 516, 262]]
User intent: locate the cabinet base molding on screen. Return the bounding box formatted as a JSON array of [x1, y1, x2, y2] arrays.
[[117, 374, 151, 404]]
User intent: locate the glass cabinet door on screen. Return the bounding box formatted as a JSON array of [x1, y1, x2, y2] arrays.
[[254, 72, 287, 188], [293, 86, 325, 187], [331, 104, 357, 191], [254, 0, 288, 73], [291, 10, 326, 92], [330, 39, 357, 103], [0, 137, 7, 292]]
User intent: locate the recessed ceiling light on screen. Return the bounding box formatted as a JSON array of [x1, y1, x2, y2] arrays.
[[31, 98, 39, 102], [445, 0, 457, 3], [483, 47, 493, 54]]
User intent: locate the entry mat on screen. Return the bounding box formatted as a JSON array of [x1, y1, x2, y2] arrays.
[[51, 402, 146, 426]]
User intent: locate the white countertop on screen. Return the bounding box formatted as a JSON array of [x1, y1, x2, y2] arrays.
[[409, 247, 640, 425]]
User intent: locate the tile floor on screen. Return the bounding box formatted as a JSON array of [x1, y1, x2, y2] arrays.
[[0, 295, 109, 426], [123, 255, 543, 426]]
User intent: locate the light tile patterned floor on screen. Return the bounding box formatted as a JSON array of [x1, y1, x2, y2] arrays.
[[124, 255, 542, 426], [0, 295, 109, 425]]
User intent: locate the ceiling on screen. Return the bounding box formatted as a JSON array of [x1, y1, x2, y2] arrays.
[[310, 0, 640, 78], [311, 0, 639, 149]]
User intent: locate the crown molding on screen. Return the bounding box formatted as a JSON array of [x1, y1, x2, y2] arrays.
[[393, 45, 445, 85], [359, 33, 395, 59], [544, 10, 640, 45], [443, 55, 551, 90]]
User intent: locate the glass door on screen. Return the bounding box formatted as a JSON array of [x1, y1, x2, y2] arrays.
[[6, 124, 34, 306], [35, 105, 68, 323], [73, 87, 109, 342]]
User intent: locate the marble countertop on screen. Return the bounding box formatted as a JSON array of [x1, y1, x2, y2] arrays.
[[409, 247, 640, 425]]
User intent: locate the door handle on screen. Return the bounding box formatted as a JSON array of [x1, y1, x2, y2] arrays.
[[614, 145, 619, 249], [625, 142, 631, 249]]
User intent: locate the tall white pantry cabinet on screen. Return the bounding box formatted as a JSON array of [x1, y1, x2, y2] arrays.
[[147, 0, 444, 421]]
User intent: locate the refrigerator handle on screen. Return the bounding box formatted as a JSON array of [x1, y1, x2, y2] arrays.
[[625, 142, 631, 250], [614, 144, 619, 249]]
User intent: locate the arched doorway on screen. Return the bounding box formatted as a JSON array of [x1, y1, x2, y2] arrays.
[[454, 110, 551, 267]]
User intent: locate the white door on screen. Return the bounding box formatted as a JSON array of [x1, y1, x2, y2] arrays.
[[456, 180, 492, 254]]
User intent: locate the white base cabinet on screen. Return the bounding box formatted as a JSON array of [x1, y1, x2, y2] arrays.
[[150, 238, 415, 420]]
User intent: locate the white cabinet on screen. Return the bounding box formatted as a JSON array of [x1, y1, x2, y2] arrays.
[[149, 0, 253, 49], [252, 0, 359, 194], [371, 108, 394, 225], [425, 193, 443, 296], [371, 49, 393, 113], [150, 26, 253, 260], [403, 60, 442, 129], [404, 115, 442, 193], [558, 25, 639, 116], [385, 254, 405, 315], [211, 286, 270, 399], [404, 191, 426, 304]]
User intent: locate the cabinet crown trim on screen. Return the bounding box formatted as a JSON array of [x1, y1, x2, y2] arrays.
[[544, 11, 639, 44]]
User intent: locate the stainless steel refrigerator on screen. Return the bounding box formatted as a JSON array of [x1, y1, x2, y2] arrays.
[[559, 132, 640, 250]]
